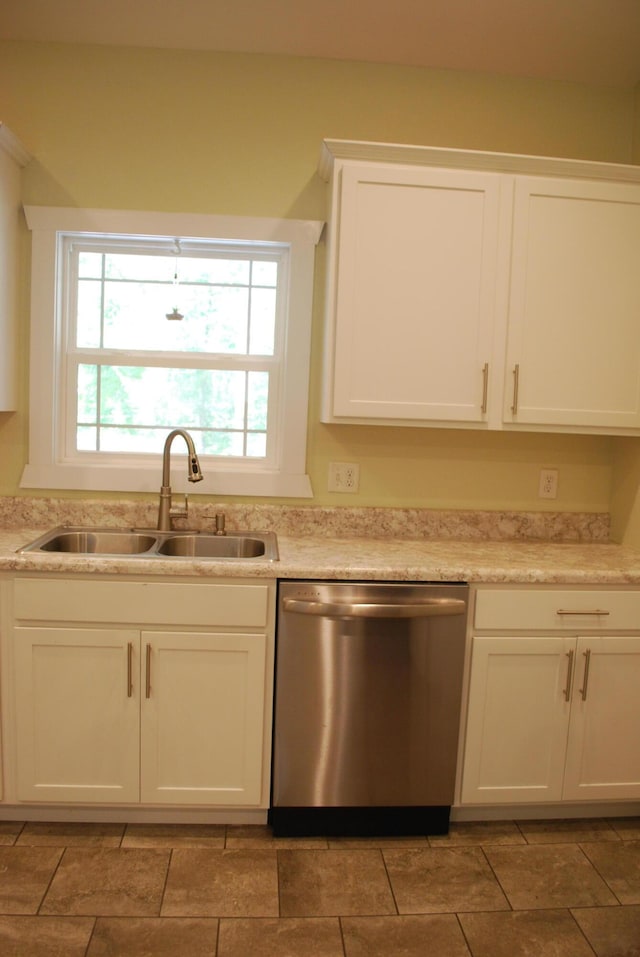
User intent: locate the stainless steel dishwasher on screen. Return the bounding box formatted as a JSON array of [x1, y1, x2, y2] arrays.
[[270, 580, 469, 836]]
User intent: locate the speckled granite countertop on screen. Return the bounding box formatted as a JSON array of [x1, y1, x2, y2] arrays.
[[2, 527, 640, 584], [0, 498, 636, 584]]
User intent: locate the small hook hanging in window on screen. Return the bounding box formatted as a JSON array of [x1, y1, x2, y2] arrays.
[[166, 238, 184, 320]]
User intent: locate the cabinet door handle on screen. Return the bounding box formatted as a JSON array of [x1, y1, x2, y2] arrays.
[[564, 648, 574, 701], [580, 649, 591, 701], [127, 642, 133, 698], [481, 362, 489, 414], [511, 364, 519, 414], [145, 643, 152, 699], [556, 609, 610, 617]]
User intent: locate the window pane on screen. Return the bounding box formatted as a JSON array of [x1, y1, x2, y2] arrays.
[[77, 426, 97, 451], [100, 281, 252, 354], [249, 287, 276, 354], [78, 252, 103, 279], [180, 285, 249, 353], [247, 372, 268, 430], [246, 432, 267, 457], [252, 260, 278, 287], [178, 257, 250, 285], [103, 281, 178, 350], [77, 280, 103, 348], [200, 431, 245, 456], [77, 364, 98, 420], [76, 364, 268, 456], [99, 427, 170, 454], [104, 253, 174, 282]]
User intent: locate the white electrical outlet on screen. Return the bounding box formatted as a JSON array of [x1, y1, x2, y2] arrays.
[[328, 462, 360, 493], [539, 468, 559, 499]]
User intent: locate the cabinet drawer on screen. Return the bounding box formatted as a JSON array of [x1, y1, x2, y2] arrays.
[[474, 588, 640, 631], [13, 578, 272, 628]]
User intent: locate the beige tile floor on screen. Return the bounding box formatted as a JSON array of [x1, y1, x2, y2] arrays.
[[0, 817, 639, 955]]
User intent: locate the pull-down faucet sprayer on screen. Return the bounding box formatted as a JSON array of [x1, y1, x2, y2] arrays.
[[157, 429, 203, 531]]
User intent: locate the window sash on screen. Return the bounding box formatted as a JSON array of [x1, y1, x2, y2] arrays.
[[59, 235, 286, 468], [65, 237, 285, 359]]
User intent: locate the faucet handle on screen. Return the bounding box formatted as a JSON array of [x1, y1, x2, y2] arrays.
[[170, 494, 189, 523]]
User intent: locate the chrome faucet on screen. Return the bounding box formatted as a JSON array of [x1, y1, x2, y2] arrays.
[[157, 429, 204, 530]]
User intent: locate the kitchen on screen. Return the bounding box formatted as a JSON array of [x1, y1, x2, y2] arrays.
[[1, 1, 640, 954]]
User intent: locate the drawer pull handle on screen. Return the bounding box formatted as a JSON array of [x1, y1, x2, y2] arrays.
[[145, 643, 152, 699], [556, 609, 610, 617], [564, 648, 574, 701], [580, 649, 592, 701], [481, 363, 489, 414], [127, 642, 133, 698]]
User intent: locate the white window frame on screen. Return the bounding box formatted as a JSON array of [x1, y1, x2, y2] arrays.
[[22, 207, 323, 497]]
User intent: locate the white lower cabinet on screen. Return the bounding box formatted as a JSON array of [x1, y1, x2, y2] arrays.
[[461, 635, 571, 803], [461, 588, 640, 805], [139, 630, 266, 805], [562, 637, 640, 801], [14, 627, 140, 804], [8, 577, 275, 808]]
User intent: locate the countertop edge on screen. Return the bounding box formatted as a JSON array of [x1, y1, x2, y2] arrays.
[[2, 529, 640, 584]]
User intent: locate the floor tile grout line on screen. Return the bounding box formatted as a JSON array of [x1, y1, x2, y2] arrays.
[[118, 822, 128, 848], [156, 846, 174, 919], [567, 906, 608, 957], [336, 916, 348, 957], [576, 840, 627, 906], [81, 915, 98, 957], [214, 913, 221, 956], [454, 912, 475, 957], [379, 846, 401, 917], [35, 844, 67, 917], [478, 845, 515, 913]]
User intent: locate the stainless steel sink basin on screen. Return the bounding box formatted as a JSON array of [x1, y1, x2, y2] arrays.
[[157, 533, 269, 559], [37, 530, 158, 555], [19, 526, 278, 561]]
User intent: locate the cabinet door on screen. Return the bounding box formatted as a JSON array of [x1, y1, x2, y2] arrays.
[[13, 627, 140, 802], [327, 163, 501, 424], [140, 631, 267, 805], [563, 636, 640, 800], [505, 177, 640, 430], [461, 636, 573, 804]]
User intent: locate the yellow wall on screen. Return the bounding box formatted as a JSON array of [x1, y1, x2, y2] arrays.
[[0, 40, 637, 516], [609, 85, 640, 545]]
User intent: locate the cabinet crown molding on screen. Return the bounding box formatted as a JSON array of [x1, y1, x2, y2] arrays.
[[318, 138, 640, 185]]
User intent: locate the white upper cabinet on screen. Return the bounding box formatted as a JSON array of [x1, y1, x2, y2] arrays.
[[505, 176, 640, 430], [328, 162, 503, 425], [320, 140, 640, 435], [0, 124, 30, 411]]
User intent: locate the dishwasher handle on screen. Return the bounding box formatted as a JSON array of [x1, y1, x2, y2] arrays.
[[282, 597, 467, 619]]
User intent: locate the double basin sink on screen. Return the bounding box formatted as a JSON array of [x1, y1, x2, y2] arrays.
[[20, 527, 279, 562]]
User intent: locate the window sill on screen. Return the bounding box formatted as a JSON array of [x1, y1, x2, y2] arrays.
[[20, 463, 313, 499]]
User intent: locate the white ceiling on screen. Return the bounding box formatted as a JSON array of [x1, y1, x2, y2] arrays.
[[1, 0, 640, 89]]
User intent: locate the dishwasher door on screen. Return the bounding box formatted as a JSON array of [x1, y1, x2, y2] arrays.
[[271, 580, 469, 836]]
